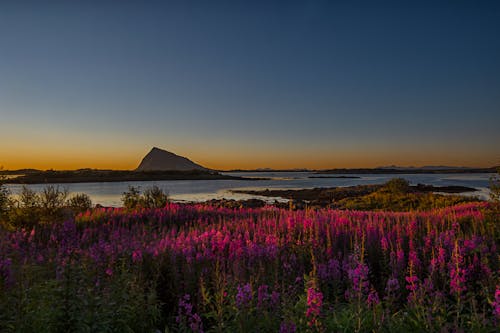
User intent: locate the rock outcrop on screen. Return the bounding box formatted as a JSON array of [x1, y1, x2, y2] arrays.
[[136, 147, 207, 171]]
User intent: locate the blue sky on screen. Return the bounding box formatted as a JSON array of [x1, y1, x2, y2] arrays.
[[0, 1, 499, 169]]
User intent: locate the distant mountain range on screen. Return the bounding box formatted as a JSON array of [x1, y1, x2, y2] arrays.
[[225, 166, 497, 173], [136, 147, 208, 171], [377, 165, 483, 170], [317, 167, 497, 175]]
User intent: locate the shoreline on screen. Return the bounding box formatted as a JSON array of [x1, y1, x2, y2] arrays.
[[2, 170, 266, 184]]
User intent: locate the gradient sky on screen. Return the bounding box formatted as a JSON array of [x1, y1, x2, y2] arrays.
[[1, 0, 499, 170]]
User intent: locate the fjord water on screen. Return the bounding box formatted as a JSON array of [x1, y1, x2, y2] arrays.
[[5, 172, 493, 207]]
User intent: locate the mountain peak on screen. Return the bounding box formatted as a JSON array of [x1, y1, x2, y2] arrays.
[[136, 147, 207, 171], [149, 147, 167, 154]]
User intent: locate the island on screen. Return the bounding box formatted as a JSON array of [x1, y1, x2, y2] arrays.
[[231, 181, 480, 211], [0, 169, 257, 184]]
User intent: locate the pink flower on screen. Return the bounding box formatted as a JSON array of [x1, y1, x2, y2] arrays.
[[132, 249, 143, 263], [449, 242, 467, 297], [492, 287, 500, 319], [306, 287, 323, 327], [405, 275, 419, 292]]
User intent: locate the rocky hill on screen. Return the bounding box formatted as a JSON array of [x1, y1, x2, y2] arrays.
[[136, 147, 207, 171]]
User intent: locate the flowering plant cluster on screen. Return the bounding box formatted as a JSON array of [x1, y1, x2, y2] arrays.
[[0, 202, 498, 331]]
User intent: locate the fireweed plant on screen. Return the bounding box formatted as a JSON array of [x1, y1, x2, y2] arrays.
[[0, 202, 498, 332]]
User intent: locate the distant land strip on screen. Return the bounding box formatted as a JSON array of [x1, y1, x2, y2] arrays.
[[224, 167, 497, 174], [315, 167, 497, 174], [0, 169, 262, 184]]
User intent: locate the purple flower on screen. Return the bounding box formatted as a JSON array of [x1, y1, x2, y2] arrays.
[[367, 288, 380, 307], [345, 259, 370, 301], [279, 321, 296, 333], [270, 290, 280, 308], [257, 284, 269, 309], [235, 283, 252, 309], [386, 277, 400, 295], [177, 294, 204, 333], [317, 258, 341, 282]]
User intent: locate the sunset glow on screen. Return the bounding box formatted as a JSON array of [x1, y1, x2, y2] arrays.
[[0, 1, 499, 170]]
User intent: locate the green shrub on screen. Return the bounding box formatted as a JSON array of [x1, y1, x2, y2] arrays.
[[39, 186, 68, 224], [7, 186, 42, 229], [142, 186, 169, 208], [490, 167, 500, 203], [122, 185, 169, 209], [0, 178, 9, 224], [382, 178, 410, 194], [6, 186, 71, 228], [122, 186, 142, 209], [66, 193, 93, 213]]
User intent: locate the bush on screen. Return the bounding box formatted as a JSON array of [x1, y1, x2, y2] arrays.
[[122, 186, 169, 209], [18, 186, 40, 209], [6, 186, 71, 228], [382, 178, 410, 194], [66, 193, 93, 213], [40, 186, 68, 211], [7, 186, 42, 229], [142, 186, 169, 209], [0, 175, 9, 223], [122, 186, 142, 209], [39, 186, 68, 224], [490, 167, 500, 203]]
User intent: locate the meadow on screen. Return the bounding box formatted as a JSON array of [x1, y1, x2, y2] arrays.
[[1, 200, 499, 332]]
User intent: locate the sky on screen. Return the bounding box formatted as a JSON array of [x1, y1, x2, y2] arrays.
[[0, 0, 499, 170]]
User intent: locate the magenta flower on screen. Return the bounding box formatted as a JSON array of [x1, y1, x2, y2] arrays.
[[405, 275, 419, 292], [492, 287, 500, 319], [306, 287, 323, 327], [105, 267, 113, 276], [367, 288, 380, 307], [449, 242, 467, 297], [132, 249, 143, 263]]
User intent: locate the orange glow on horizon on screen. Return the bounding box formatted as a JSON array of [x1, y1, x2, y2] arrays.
[[1, 148, 497, 171]]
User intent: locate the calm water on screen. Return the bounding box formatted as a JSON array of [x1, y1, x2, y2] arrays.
[[5, 172, 493, 207]]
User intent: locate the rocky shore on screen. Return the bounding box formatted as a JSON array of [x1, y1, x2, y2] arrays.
[[227, 183, 480, 210]]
